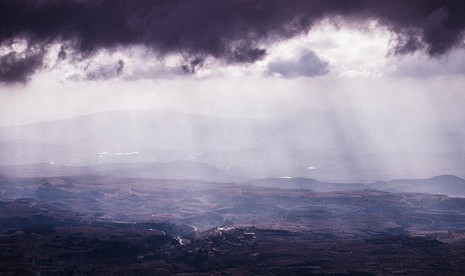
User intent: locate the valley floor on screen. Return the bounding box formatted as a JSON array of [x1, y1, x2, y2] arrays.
[[2, 175, 465, 274]]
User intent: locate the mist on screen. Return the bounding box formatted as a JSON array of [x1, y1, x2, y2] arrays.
[[1, 73, 464, 182]]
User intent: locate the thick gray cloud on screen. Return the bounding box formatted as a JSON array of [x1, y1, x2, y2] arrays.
[[391, 50, 465, 78], [0, 48, 43, 83], [1, 0, 465, 83], [267, 50, 329, 78], [68, 59, 125, 81]]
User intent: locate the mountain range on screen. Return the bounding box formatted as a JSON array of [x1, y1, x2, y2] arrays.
[[1, 161, 464, 197], [1, 109, 464, 182]]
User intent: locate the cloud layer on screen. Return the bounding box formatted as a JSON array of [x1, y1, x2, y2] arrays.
[[1, 0, 465, 83], [267, 49, 329, 78]]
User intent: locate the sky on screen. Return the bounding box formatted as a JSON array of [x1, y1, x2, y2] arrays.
[[0, 0, 465, 123], [0, 0, 465, 180]]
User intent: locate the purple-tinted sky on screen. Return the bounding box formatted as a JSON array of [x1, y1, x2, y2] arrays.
[[1, 0, 465, 83], [0, 1, 465, 180]]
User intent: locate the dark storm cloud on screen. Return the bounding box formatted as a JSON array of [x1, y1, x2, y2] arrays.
[[181, 56, 205, 74], [1, 0, 465, 83], [0, 48, 44, 83], [68, 59, 126, 81]]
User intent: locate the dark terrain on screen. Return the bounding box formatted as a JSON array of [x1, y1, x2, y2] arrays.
[[1, 172, 465, 274]]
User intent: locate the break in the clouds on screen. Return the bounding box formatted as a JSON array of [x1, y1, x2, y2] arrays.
[[1, 0, 465, 83]]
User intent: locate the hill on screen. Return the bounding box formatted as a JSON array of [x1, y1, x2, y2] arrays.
[[373, 175, 465, 197], [0, 161, 233, 182]]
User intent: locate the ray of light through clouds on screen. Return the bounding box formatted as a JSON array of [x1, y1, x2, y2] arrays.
[[0, 0, 465, 181]]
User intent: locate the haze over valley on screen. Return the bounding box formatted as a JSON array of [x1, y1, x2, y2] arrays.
[[1, 109, 464, 183]]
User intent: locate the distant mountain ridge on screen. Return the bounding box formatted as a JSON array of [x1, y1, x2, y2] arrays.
[[96, 160, 233, 182], [1, 160, 464, 197], [0, 109, 258, 152], [376, 175, 465, 197], [243, 175, 465, 197], [1, 109, 464, 182], [0, 160, 233, 182], [245, 177, 369, 192]]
